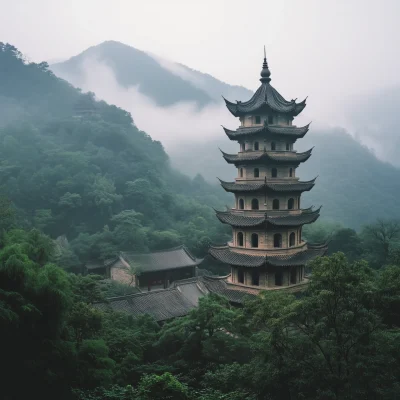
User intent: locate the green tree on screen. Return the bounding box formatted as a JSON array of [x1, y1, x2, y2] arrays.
[[136, 372, 189, 400]]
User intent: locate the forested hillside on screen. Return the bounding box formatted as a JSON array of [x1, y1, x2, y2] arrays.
[[0, 43, 231, 266], [51, 41, 400, 231]]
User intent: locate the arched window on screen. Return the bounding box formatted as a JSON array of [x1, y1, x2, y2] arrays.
[[289, 168, 293, 177], [289, 232, 296, 247], [273, 199, 280, 210], [288, 198, 294, 210], [252, 270, 260, 286], [275, 271, 283, 286], [237, 232, 244, 247], [286, 143, 290, 151], [271, 142, 276, 150], [239, 168, 243, 177], [251, 198, 259, 210], [271, 168, 278, 178], [238, 269, 244, 284], [254, 168, 259, 178], [274, 233, 282, 248], [251, 233, 259, 248], [254, 142, 259, 151], [238, 199, 244, 210]]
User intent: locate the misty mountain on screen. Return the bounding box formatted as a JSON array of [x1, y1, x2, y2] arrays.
[[51, 41, 252, 107], [0, 43, 231, 261], [50, 40, 400, 230]]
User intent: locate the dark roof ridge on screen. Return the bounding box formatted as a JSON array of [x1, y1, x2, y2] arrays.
[[94, 287, 179, 303], [121, 244, 185, 256]]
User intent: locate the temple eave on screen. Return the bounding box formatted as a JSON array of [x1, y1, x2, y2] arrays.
[[209, 244, 328, 268]]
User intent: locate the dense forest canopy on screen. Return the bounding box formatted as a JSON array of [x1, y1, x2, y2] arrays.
[[2, 43, 400, 399], [0, 42, 231, 266]]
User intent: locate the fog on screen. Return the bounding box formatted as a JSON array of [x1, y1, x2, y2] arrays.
[[2, 0, 400, 165]]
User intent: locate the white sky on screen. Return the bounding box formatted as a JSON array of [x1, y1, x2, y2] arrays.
[[1, 0, 399, 89]]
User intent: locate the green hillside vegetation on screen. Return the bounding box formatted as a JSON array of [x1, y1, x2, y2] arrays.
[[0, 43, 231, 266], [1, 217, 400, 399]]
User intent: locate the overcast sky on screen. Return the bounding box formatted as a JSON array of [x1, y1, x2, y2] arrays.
[[2, 0, 400, 96]]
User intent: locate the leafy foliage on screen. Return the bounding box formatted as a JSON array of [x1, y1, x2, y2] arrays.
[[0, 43, 230, 269]]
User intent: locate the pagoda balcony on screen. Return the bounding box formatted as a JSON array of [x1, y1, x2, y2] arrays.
[[229, 209, 302, 217], [227, 241, 308, 256], [235, 177, 300, 183]]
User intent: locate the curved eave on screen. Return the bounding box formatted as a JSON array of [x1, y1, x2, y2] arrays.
[[223, 97, 240, 117], [222, 123, 311, 141], [218, 177, 317, 194], [220, 148, 313, 166], [209, 244, 328, 268], [215, 207, 321, 228]]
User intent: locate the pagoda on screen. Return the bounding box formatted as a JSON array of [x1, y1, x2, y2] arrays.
[[209, 51, 327, 290]]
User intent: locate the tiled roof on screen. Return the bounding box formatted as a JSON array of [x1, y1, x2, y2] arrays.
[[209, 244, 328, 268], [215, 207, 321, 228], [93, 275, 258, 321], [221, 148, 312, 166], [120, 245, 203, 273], [93, 288, 197, 322], [219, 178, 317, 194], [223, 82, 306, 117], [222, 123, 310, 140]]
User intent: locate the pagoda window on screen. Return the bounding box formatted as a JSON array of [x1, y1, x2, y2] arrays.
[[288, 198, 294, 210], [289, 168, 293, 177], [239, 198, 244, 210], [271, 142, 276, 150], [255, 115, 261, 124], [273, 199, 280, 210], [275, 271, 283, 286], [237, 232, 244, 247], [252, 270, 260, 286], [290, 269, 297, 284], [251, 233, 259, 248], [239, 168, 243, 177], [271, 168, 278, 178], [268, 115, 274, 124], [251, 199, 259, 210], [286, 143, 290, 151], [289, 232, 296, 247], [238, 268, 244, 284], [254, 141, 259, 151], [254, 168, 259, 178], [274, 233, 282, 248], [240, 143, 245, 152], [298, 197, 301, 208]]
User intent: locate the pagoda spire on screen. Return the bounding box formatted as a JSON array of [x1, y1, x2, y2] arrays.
[[260, 45, 271, 83]]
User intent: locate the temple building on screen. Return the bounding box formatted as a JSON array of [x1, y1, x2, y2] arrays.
[[85, 246, 202, 291], [209, 51, 327, 290]]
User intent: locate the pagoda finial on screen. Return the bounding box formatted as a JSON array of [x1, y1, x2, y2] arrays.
[[260, 45, 271, 83]]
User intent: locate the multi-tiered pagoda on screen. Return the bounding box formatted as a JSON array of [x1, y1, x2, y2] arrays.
[[209, 53, 327, 290]]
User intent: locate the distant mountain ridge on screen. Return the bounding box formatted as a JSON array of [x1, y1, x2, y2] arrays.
[[51, 41, 400, 230], [51, 41, 252, 107]]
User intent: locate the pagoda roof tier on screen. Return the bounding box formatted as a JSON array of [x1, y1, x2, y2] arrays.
[[218, 178, 317, 194], [215, 207, 321, 228], [209, 243, 328, 268], [223, 86, 306, 117], [220, 148, 313, 166], [222, 122, 310, 141]]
